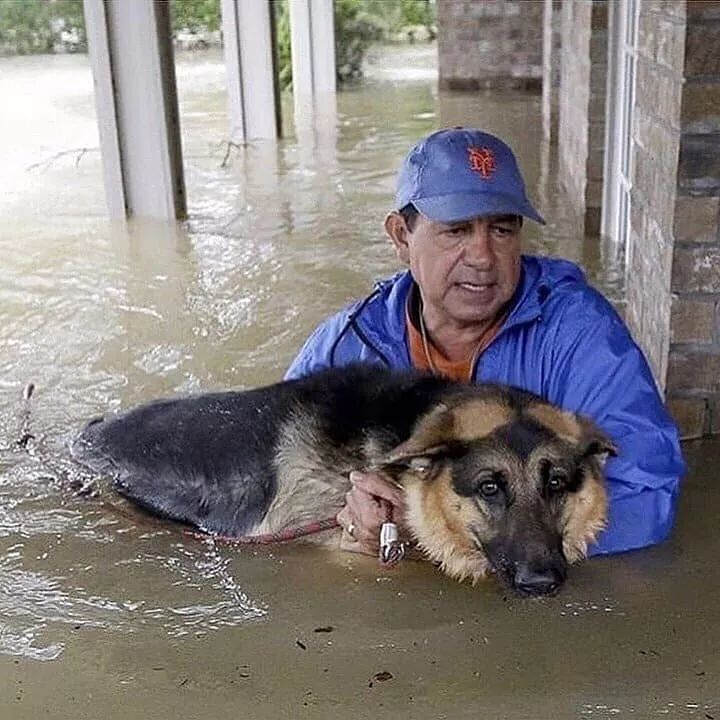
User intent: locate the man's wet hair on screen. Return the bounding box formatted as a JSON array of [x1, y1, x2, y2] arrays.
[[399, 204, 523, 234], [399, 203, 420, 232]]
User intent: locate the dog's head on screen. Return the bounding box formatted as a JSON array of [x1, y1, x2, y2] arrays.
[[379, 390, 615, 597]]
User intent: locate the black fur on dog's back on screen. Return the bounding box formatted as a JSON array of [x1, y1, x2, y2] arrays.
[[71, 365, 463, 536]]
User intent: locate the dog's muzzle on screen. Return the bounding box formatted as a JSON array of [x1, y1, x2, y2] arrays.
[[482, 539, 568, 598], [511, 560, 567, 597]]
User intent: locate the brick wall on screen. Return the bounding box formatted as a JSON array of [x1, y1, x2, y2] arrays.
[[437, 0, 544, 90], [665, 0, 720, 438], [557, 0, 608, 235], [625, 1, 686, 389]]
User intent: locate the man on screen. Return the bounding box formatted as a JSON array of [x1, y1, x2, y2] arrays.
[[285, 128, 685, 559]]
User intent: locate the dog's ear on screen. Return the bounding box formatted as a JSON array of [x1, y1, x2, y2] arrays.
[[577, 417, 617, 465], [379, 403, 456, 477], [380, 442, 453, 476]]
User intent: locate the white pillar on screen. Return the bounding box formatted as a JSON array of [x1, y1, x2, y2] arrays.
[[288, 0, 336, 126], [221, 0, 279, 142], [308, 0, 336, 95], [542, 0, 561, 142], [83, 0, 186, 220]]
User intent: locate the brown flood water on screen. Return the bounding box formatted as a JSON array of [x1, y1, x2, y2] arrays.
[[0, 45, 716, 719]]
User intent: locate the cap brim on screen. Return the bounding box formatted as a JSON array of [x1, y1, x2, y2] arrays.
[[413, 192, 546, 225]]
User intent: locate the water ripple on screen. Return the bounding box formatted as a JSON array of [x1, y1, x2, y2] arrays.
[[0, 534, 266, 660]]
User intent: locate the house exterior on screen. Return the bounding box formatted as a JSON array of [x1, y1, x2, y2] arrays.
[[438, 0, 720, 439]]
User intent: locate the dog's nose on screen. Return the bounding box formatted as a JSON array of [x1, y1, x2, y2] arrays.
[[513, 564, 563, 597]]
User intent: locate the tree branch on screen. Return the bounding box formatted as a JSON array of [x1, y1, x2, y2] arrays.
[[26, 147, 99, 172]]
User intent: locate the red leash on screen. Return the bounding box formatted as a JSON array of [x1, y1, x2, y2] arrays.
[[184, 516, 341, 545]]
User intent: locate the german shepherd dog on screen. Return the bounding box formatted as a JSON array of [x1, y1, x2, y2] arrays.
[[71, 365, 615, 597]]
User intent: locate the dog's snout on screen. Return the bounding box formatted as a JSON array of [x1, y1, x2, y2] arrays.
[[513, 562, 565, 597]]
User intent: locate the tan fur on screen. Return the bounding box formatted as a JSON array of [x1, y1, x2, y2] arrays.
[[404, 473, 491, 583], [256, 410, 349, 537], [260, 393, 610, 589], [522, 447, 609, 563], [385, 398, 610, 585], [561, 464, 608, 561], [527, 405, 582, 443], [449, 399, 513, 442], [385, 399, 511, 463], [383, 403, 454, 461]]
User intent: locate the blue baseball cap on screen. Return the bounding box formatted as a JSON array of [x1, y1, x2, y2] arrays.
[[395, 128, 545, 225]]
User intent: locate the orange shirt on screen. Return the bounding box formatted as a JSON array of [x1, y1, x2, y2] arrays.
[[405, 289, 508, 382]]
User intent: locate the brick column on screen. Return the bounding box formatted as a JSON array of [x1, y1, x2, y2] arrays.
[[437, 0, 543, 90], [557, 0, 608, 236], [624, 1, 686, 388], [666, 1, 720, 438]]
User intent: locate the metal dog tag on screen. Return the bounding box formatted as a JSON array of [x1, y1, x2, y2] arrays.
[[379, 521, 405, 567]]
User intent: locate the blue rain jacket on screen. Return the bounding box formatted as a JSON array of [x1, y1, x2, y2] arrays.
[[285, 255, 685, 556]]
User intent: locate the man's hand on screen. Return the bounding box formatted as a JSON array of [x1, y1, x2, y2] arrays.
[[336, 470, 407, 556]]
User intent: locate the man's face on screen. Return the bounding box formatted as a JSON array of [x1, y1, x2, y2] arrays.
[[387, 212, 522, 327]]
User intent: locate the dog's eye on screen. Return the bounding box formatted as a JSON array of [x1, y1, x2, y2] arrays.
[[478, 480, 500, 497], [409, 456, 433, 473], [469, 471, 505, 500], [547, 472, 567, 494]]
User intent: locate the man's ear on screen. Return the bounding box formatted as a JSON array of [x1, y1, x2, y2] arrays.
[[384, 211, 411, 266]]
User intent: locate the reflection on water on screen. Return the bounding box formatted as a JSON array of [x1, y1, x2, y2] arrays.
[[0, 45, 714, 720], [0, 441, 266, 660]]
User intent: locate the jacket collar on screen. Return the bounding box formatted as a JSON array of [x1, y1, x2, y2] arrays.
[[354, 255, 583, 361], [502, 255, 544, 331]]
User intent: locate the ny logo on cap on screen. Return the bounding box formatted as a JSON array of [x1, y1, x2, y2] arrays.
[[468, 147, 496, 179]]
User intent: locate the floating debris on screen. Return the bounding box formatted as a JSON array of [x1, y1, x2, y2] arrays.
[[368, 670, 393, 688]]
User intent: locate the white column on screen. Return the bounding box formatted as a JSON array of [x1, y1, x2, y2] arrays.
[[309, 0, 336, 95], [83, 0, 186, 220], [221, 0, 279, 142], [288, 0, 336, 126], [541, 0, 561, 142]]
